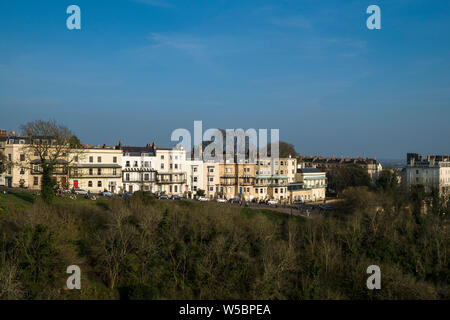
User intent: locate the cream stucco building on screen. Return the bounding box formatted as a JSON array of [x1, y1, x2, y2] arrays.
[[69, 147, 122, 194]]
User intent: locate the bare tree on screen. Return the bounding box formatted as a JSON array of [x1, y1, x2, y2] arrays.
[[19, 120, 83, 202]]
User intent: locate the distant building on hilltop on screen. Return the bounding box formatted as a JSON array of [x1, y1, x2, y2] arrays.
[[296, 155, 382, 181], [404, 153, 450, 196]]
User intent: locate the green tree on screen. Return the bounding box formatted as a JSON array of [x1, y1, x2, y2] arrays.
[[327, 165, 372, 195], [376, 170, 399, 194], [279, 142, 298, 158], [0, 150, 6, 175], [196, 189, 205, 197]]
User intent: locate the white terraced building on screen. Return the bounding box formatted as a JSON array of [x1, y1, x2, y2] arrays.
[[405, 153, 450, 197], [122, 145, 157, 193], [155, 145, 188, 196]]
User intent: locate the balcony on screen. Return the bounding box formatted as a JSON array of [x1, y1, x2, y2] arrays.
[[157, 179, 187, 184], [157, 173, 186, 184], [220, 179, 237, 186]]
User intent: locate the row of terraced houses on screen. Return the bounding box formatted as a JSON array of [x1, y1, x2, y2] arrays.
[[0, 129, 390, 203]]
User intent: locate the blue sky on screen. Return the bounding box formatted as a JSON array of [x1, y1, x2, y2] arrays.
[[0, 0, 449, 159]]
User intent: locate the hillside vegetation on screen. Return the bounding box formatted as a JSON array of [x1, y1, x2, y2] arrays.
[[0, 188, 448, 300]]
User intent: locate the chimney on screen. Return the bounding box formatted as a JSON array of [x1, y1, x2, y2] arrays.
[[118, 140, 122, 148]]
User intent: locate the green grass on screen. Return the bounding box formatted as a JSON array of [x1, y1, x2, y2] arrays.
[[0, 189, 302, 224], [0, 190, 36, 213], [0, 190, 111, 213], [240, 206, 306, 223]]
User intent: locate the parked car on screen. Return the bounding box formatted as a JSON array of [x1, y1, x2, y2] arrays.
[[159, 194, 169, 200], [100, 191, 114, 197], [216, 198, 227, 203], [267, 199, 278, 206], [198, 196, 209, 202], [122, 192, 133, 197], [319, 204, 332, 211], [74, 189, 88, 196], [172, 195, 182, 200], [230, 197, 241, 204]]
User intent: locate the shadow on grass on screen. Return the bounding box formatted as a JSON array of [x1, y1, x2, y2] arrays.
[[8, 190, 35, 204]]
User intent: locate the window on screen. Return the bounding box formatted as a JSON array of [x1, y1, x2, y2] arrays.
[[97, 168, 102, 175], [126, 173, 130, 181], [161, 164, 164, 169], [33, 177, 39, 186], [113, 168, 117, 176], [275, 188, 278, 194], [20, 168, 25, 175], [174, 185, 178, 192], [89, 156, 93, 163], [144, 174, 149, 181], [126, 161, 130, 167], [88, 181, 93, 187], [175, 164, 178, 169], [144, 161, 149, 167], [193, 167, 198, 172], [209, 168, 214, 173], [74, 155, 78, 162], [89, 168, 93, 175], [193, 186, 197, 191], [113, 156, 117, 163], [98, 181, 102, 187], [98, 157, 102, 163], [193, 177, 198, 182], [161, 155, 164, 159], [20, 154, 25, 161], [209, 186, 214, 191], [209, 177, 213, 182], [134, 161, 138, 167], [170, 164, 173, 169], [8, 154, 11, 161]]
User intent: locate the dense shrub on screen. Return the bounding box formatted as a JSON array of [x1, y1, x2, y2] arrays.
[[0, 190, 448, 300]]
